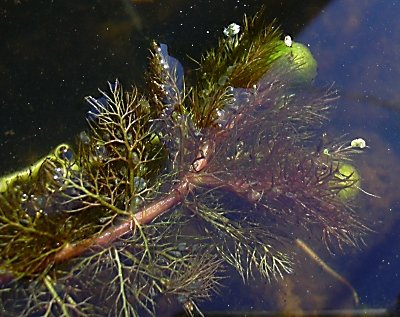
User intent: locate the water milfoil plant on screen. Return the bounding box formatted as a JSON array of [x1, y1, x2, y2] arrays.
[[0, 12, 371, 316]]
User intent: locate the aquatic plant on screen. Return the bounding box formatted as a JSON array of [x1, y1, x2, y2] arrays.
[[0, 12, 370, 316]]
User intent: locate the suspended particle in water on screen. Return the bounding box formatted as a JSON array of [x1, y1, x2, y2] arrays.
[[133, 176, 147, 191]]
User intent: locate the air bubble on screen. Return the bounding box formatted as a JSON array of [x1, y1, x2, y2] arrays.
[[130, 151, 140, 165], [134, 176, 147, 191], [248, 190, 262, 202], [102, 132, 111, 142], [218, 75, 228, 86], [94, 145, 107, 161], [79, 131, 91, 144], [285, 192, 296, 199], [99, 216, 110, 224], [21, 193, 28, 202]]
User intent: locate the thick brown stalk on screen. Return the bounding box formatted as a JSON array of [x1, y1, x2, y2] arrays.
[[0, 173, 203, 286], [51, 110, 258, 266], [53, 178, 194, 265], [0, 119, 241, 283], [51, 170, 272, 266], [190, 174, 273, 202]]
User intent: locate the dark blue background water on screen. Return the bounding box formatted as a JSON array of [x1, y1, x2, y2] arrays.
[[1, 0, 399, 315], [300, 1, 400, 309]]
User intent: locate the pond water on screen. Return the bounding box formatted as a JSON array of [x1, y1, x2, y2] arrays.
[[0, 0, 399, 316]]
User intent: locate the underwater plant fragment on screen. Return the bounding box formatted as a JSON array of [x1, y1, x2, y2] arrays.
[[0, 11, 371, 316]]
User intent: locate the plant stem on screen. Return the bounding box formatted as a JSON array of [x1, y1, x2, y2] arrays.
[[43, 275, 71, 317], [52, 177, 193, 265], [0, 113, 263, 280]]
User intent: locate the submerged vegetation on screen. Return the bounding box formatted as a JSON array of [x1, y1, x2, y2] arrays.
[[0, 12, 371, 316]]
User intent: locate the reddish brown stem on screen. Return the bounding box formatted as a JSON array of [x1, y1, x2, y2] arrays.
[[53, 130, 267, 266], [190, 173, 273, 202], [0, 116, 246, 283], [53, 178, 193, 265], [0, 176, 195, 286]]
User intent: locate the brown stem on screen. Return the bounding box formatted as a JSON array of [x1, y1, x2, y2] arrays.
[[50, 134, 272, 263], [190, 174, 273, 202], [0, 116, 248, 283], [52, 178, 193, 265]]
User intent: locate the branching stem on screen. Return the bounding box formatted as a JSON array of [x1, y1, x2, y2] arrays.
[[52, 176, 194, 266]]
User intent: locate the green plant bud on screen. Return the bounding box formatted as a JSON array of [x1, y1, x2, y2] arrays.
[[335, 163, 360, 201], [290, 42, 317, 82], [273, 39, 318, 84]]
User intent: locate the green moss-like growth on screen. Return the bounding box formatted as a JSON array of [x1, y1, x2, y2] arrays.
[[190, 13, 286, 128]]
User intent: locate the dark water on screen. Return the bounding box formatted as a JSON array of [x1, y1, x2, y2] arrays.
[[301, 0, 400, 309], [1, 0, 399, 315]]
